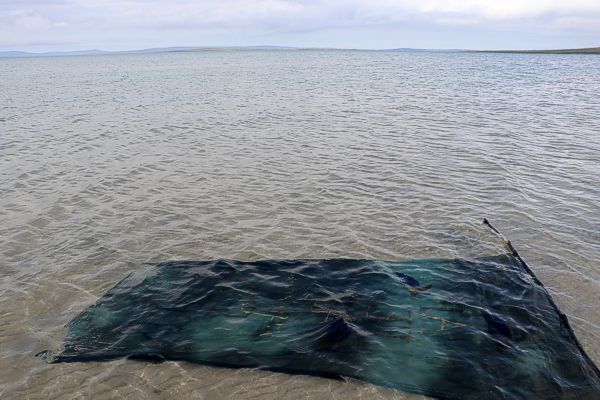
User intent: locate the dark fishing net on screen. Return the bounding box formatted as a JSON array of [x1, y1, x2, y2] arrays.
[[47, 253, 600, 399]]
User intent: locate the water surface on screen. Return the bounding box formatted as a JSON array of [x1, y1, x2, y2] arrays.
[[1, 50, 599, 399]]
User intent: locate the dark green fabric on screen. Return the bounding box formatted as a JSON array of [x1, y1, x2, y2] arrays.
[[51, 255, 600, 399]]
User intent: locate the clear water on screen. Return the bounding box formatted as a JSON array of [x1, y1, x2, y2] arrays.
[[1, 50, 599, 399]]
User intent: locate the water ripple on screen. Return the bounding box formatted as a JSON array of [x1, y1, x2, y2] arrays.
[[1, 50, 599, 399]]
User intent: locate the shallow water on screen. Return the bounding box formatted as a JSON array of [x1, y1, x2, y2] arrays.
[[1, 50, 599, 399]]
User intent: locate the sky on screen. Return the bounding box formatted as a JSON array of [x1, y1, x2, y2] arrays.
[[1, 0, 600, 52]]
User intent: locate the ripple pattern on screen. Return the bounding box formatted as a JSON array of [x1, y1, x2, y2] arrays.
[[1, 50, 599, 399]]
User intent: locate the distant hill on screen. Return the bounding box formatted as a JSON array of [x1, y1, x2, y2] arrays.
[[0, 46, 298, 58], [476, 47, 600, 55], [388, 48, 430, 52], [0, 51, 31, 57], [0, 49, 108, 57], [387, 48, 464, 52], [2, 45, 599, 58]]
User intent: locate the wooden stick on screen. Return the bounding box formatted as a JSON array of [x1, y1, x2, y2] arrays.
[[482, 218, 519, 256]]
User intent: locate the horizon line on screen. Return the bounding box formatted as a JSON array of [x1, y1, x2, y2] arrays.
[[1, 45, 599, 58]]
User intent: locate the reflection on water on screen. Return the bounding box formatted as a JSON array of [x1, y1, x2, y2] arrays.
[[1, 50, 599, 399]]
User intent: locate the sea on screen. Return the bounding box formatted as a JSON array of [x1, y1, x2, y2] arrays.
[[1, 50, 599, 399]]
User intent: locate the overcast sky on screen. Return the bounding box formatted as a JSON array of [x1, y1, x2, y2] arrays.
[[2, 0, 600, 52]]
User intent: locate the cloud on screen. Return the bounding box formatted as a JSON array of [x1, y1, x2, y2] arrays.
[[1, 0, 599, 50], [56, 0, 600, 29]]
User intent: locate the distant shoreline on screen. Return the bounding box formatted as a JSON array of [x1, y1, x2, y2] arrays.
[[1, 46, 599, 58], [473, 47, 600, 55]]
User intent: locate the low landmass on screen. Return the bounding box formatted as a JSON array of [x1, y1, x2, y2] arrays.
[[1, 46, 599, 58], [0, 49, 110, 57], [475, 47, 600, 55], [0, 46, 298, 58]]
